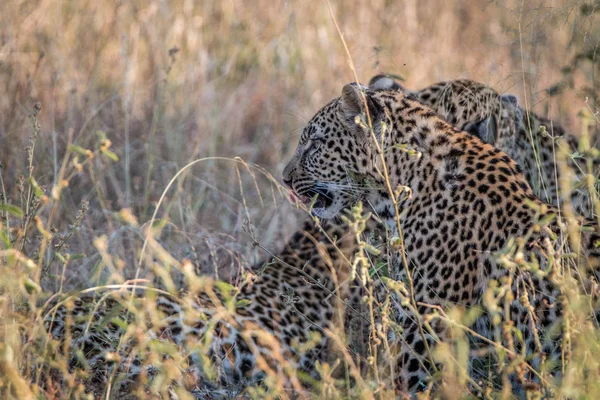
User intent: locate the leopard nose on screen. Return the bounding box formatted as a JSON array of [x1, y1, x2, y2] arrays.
[[282, 158, 297, 188]]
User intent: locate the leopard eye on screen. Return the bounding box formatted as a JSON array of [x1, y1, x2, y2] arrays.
[[309, 138, 324, 153]]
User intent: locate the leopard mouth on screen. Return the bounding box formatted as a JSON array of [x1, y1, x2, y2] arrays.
[[289, 191, 310, 204], [289, 187, 333, 209]]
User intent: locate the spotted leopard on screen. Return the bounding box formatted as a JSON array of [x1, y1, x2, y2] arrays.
[[282, 82, 600, 394], [370, 75, 600, 218], [39, 217, 381, 398]]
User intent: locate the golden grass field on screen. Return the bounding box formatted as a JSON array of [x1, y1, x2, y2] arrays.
[[0, 0, 599, 398]]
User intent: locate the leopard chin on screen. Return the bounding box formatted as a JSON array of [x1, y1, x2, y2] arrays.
[[309, 196, 348, 219]]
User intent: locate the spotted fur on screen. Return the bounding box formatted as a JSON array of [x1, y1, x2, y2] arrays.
[[40, 219, 379, 398], [370, 75, 600, 218], [282, 82, 600, 394]]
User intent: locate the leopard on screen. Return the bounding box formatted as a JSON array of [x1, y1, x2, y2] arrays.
[[38, 217, 382, 399], [35, 77, 598, 398], [496, 110, 599, 217], [282, 81, 600, 395], [368, 75, 522, 146], [369, 74, 600, 218]]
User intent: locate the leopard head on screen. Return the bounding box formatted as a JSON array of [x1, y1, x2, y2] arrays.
[[282, 83, 391, 218]]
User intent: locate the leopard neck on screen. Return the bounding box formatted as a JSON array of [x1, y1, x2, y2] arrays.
[[364, 94, 545, 235]]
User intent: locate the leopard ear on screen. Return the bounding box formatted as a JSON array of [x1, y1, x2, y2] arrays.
[[500, 93, 519, 107], [500, 93, 522, 121], [341, 82, 365, 123], [464, 118, 497, 144], [368, 74, 404, 91], [340, 83, 383, 131]]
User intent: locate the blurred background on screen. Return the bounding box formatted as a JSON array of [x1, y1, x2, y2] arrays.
[[0, 0, 598, 290]]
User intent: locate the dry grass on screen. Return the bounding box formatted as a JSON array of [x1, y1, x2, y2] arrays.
[[0, 0, 599, 398]]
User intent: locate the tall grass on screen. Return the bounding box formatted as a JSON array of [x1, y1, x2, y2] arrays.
[[0, 0, 599, 398]]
